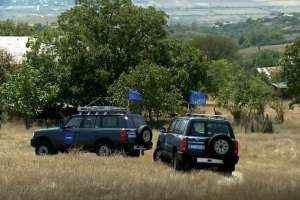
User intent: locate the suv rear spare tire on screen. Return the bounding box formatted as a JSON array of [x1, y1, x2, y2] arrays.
[[137, 125, 152, 145], [208, 135, 233, 158]]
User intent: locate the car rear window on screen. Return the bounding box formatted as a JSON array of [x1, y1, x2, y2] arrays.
[[189, 121, 205, 137], [207, 123, 230, 136]]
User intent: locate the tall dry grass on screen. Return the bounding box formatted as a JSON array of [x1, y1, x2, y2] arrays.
[[0, 118, 300, 200]]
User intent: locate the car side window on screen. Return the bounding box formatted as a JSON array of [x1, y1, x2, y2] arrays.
[[102, 116, 119, 128], [65, 117, 83, 128], [189, 122, 205, 137], [82, 116, 96, 128], [168, 120, 178, 132], [207, 123, 230, 136], [173, 120, 188, 135], [95, 116, 101, 128]]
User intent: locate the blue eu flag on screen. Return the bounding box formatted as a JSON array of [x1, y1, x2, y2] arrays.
[[128, 89, 143, 101], [188, 90, 206, 105]]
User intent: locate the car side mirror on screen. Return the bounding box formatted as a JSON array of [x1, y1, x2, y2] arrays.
[[159, 127, 167, 133]]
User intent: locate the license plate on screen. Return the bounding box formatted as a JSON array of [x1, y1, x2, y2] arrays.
[[188, 144, 205, 150], [197, 158, 223, 164]]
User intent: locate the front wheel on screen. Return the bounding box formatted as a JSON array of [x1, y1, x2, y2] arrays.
[[35, 141, 53, 155], [153, 148, 162, 162]]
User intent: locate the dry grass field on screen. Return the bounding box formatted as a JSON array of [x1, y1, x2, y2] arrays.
[[0, 108, 300, 200]]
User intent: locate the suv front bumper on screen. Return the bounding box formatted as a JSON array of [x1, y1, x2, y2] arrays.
[[30, 139, 37, 147]]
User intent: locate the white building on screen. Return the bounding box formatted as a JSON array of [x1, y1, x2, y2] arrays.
[[0, 36, 29, 64]]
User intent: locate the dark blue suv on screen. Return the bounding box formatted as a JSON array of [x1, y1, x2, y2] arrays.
[[31, 107, 153, 157], [153, 114, 239, 173]]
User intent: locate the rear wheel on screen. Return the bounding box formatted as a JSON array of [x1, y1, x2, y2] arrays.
[[95, 142, 113, 156], [218, 164, 235, 176], [172, 152, 184, 171]]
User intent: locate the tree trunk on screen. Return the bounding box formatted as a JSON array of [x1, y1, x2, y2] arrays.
[[148, 109, 153, 126], [156, 111, 160, 128], [24, 116, 32, 129]]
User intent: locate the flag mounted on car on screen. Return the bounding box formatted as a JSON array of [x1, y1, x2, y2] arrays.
[[128, 89, 143, 101], [188, 90, 206, 105]]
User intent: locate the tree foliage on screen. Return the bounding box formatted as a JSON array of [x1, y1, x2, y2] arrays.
[[27, 0, 168, 105], [0, 49, 16, 84], [0, 20, 45, 36], [153, 39, 208, 97], [191, 35, 238, 60], [239, 49, 283, 70], [0, 65, 59, 117], [283, 37, 300, 105], [109, 62, 183, 122], [208, 59, 272, 123]]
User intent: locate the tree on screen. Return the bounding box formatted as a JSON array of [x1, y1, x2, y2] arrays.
[[109, 62, 183, 124], [239, 49, 282, 70], [208, 60, 272, 123], [27, 0, 168, 105], [0, 65, 59, 128], [191, 35, 238, 61], [0, 49, 15, 84], [283, 37, 300, 105], [153, 39, 208, 97]]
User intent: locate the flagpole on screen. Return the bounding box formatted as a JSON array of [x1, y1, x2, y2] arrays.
[[127, 99, 130, 112]]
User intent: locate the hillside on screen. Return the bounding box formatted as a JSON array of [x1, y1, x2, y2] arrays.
[[2, 0, 300, 25]]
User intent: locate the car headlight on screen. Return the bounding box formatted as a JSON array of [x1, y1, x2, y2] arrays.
[[32, 132, 35, 137]]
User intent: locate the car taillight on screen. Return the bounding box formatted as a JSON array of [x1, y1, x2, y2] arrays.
[[179, 138, 187, 153], [234, 140, 239, 156], [120, 128, 127, 144]]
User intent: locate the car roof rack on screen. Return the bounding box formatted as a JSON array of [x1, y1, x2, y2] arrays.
[[186, 113, 227, 120], [78, 106, 128, 115]]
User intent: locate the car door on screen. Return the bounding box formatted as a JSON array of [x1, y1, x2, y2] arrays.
[[77, 116, 97, 148], [62, 116, 83, 148]]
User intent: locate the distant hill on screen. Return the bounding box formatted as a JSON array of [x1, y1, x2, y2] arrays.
[[1, 0, 300, 25]]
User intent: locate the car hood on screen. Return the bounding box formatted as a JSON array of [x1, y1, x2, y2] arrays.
[[34, 127, 62, 135]]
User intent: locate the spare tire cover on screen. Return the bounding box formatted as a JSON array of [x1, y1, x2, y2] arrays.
[[137, 125, 152, 145], [208, 134, 233, 158]]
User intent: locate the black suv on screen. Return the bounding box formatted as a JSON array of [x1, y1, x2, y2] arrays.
[[153, 114, 239, 173], [31, 106, 153, 156]]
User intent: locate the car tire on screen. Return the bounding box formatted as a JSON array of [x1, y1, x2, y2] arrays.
[[95, 142, 113, 156], [208, 135, 233, 158], [35, 141, 53, 156], [153, 148, 163, 162], [172, 152, 184, 171], [137, 125, 152, 145]]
